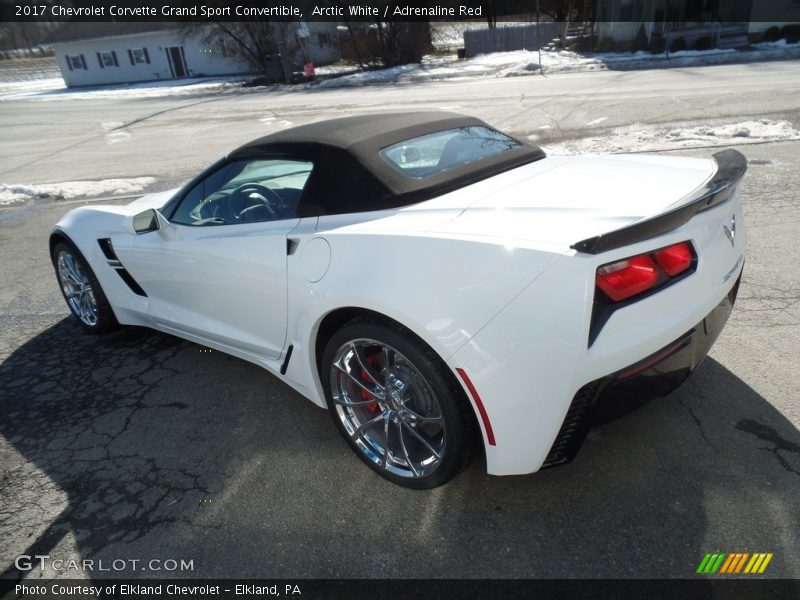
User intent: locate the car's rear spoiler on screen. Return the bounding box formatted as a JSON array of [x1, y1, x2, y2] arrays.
[[571, 149, 747, 255]]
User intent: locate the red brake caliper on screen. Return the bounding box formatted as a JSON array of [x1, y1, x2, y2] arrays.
[[360, 353, 381, 413]]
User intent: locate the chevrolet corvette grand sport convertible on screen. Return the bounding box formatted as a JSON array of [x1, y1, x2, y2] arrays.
[[50, 112, 746, 488]]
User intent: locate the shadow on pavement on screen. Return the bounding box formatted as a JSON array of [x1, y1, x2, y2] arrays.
[[1, 318, 798, 578]]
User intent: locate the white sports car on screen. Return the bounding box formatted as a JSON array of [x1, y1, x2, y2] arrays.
[[51, 112, 746, 488]]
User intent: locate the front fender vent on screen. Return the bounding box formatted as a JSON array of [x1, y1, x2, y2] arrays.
[[97, 238, 147, 297], [98, 237, 118, 260]]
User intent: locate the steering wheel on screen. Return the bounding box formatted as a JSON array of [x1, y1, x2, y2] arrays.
[[227, 183, 284, 222]]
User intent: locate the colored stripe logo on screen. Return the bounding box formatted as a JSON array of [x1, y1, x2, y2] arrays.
[[696, 552, 773, 574]]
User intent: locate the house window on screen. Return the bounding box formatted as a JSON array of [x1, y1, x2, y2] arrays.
[[129, 47, 150, 65], [67, 55, 86, 70], [96, 51, 119, 68]]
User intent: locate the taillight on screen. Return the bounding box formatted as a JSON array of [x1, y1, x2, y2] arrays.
[[596, 241, 695, 303], [653, 242, 693, 277], [596, 255, 658, 302]]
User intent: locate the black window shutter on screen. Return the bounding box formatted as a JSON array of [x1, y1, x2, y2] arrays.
[[143, 48, 150, 64], [128, 49, 134, 65], [97, 52, 104, 68], [80, 54, 87, 69], [66, 56, 73, 71], [112, 51, 118, 66]]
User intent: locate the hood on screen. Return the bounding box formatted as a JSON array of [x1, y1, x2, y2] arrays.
[[431, 154, 715, 249], [125, 188, 179, 212], [53, 187, 181, 237]]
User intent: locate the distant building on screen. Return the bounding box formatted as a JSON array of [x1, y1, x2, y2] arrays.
[[594, 0, 799, 50], [293, 22, 341, 66], [49, 22, 341, 88]]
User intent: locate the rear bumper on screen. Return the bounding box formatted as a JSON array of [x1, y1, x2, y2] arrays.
[[543, 271, 741, 467]]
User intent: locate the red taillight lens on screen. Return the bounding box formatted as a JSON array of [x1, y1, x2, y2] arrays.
[[653, 242, 693, 277], [596, 255, 658, 302]]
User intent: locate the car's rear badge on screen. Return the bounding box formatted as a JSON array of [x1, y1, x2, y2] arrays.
[[722, 254, 743, 283], [723, 214, 736, 247]]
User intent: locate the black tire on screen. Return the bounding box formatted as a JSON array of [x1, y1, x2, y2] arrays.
[[321, 317, 476, 489], [52, 241, 119, 334]]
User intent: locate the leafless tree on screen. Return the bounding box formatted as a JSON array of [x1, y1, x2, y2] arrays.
[[180, 21, 297, 81], [0, 22, 58, 54], [372, 21, 432, 67]]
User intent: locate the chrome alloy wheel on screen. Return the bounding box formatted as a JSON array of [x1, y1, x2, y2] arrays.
[[330, 339, 445, 479], [56, 249, 99, 327]]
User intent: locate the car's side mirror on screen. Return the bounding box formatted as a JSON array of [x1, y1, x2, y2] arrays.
[[131, 209, 160, 234], [128, 209, 174, 238]]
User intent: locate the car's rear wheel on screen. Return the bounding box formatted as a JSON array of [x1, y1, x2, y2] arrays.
[[322, 318, 476, 489], [52, 241, 118, 333]]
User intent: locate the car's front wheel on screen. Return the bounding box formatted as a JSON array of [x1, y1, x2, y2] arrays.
[[52, 241, 118, 333], [322, 318, 476, 489]]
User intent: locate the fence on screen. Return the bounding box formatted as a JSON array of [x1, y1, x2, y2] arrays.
[[463, 22, 562, 58]]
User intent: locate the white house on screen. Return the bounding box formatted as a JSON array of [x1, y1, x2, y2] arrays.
[[50, 23, 342, 88], [50, 24, 251, 87]]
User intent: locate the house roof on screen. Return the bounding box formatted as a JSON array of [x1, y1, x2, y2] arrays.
[[47, 22, 178, 45]]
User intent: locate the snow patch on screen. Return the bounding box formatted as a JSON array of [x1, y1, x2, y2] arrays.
[[0, 177, 156, 206], [542, 119, 800, 155], [0, 76, 247, 102], [100, 123, 131, 144], [0, 77, 63, 96], [106, 131, 131, 144]]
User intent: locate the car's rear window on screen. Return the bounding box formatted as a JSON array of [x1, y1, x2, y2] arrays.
[[379, 126, 521, 178]]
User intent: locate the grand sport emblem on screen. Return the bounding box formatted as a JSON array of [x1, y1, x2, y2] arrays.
[[723, 214, 736, 246]]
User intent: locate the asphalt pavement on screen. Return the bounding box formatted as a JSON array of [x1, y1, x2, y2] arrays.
[[0, 62, 799, 579]]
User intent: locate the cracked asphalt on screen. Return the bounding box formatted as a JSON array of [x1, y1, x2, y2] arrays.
[[1, 72, 799, 579]]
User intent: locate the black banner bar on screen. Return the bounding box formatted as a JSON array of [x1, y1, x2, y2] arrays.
[[3, 0, 800, 23], [3, 579, 800, 600]]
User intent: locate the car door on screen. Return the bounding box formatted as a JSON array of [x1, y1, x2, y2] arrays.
[[116, 157, 313, 359]]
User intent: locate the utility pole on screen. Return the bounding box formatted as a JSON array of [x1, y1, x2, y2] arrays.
[[271, 22, 293, 83]]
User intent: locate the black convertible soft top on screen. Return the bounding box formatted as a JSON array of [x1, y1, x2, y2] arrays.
[[228, 112, 546, 216]]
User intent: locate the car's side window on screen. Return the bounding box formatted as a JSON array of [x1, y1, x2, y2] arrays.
[[171, 158, 314, 226]]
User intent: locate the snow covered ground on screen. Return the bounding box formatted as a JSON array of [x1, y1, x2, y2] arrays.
[[0, 75, 248, 102], [539, 39, 800, 73], [315, 40, 800, 88], [539, 119, 800, 155], [0, 178, 156, 206], [2, 40, 799, 101]]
